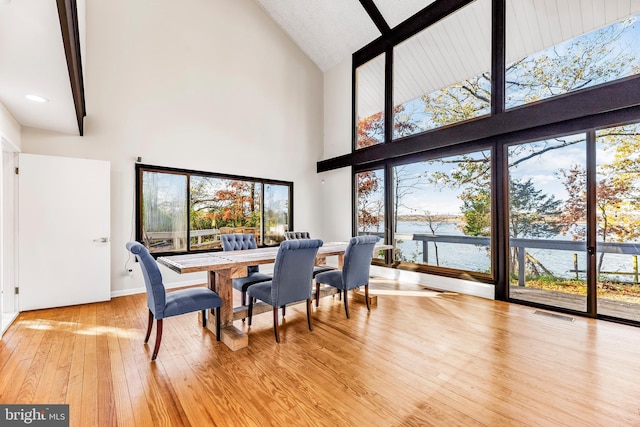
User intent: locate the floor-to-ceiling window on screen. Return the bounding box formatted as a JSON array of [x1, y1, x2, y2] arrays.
[[392, 149, 492, 278], [321, 0, 640, 324], [507, 133, 588, 312], [595, 123, 640, 322]]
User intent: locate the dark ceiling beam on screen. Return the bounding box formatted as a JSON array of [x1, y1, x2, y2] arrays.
[[354, 0, 474, 66], [56, 0, 86, 136], [358, 0, 390, 35]]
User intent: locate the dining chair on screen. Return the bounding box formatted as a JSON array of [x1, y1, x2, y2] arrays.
[[220, 233, 272, 306], [284, 231, 334, 277], [314, 235, 380, 318], [247, 238, 323, 343], [125, 241, 222, 361]]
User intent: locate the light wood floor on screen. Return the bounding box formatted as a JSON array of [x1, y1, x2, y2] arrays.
[[2, 279, 640, 427]]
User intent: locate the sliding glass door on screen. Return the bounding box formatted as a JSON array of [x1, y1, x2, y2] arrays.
[[507, 134, 588, 312], [507, 123, 640, 322], [595, 124, 640, 322]]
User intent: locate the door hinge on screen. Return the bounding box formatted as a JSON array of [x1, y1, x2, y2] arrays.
[[15, 167, 19, 175], [15, 287, 19, 295]]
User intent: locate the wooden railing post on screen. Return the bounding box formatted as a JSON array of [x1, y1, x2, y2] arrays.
[[573, 253, 579, 280], [634, 255, 638, 284]]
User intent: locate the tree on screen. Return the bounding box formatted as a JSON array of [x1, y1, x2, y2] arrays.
[[190, 178, 259, 230], [560, 126, 640, 274], [356, 171, 383, 233]]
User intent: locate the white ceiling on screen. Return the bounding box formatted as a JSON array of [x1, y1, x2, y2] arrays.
[[254, 0, 436, 72]]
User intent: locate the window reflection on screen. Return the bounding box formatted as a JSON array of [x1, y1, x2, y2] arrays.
[[142, 171, 188, 252]]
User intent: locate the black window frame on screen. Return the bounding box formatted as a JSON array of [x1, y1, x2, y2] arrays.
[[317, 0, 640, 311], [135, 163, 294, 257]]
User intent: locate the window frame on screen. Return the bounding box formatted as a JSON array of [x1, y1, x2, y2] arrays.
[[135, 163, 294, 257]]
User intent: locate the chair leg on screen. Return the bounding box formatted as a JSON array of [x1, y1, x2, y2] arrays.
[[151, 319, 163, 361], [242, 291, 248, 306], [144, 309, 153, 343], [315, 282, 320, 307], [215, 308, 221, 341], [273, 307, 280, 343], [281, 305, 286, 317], [248, 297, 254, 326], [365, 284, 370, 311], [202, 309, 207, 327], [306, 299, 313, 331], [343, 291, 350, 319]]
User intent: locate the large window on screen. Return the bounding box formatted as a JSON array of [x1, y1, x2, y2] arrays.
[[339, 0, 640, 323], [356, 168, 385, 259], [392, 0, 491, 138], [507, 134, 588, 311], [356, 54, 386, 149], [137, 165, 293, 254], [392, 150, 492, 276], [506, 2, 640, 108], [595, 124, 640, 322]]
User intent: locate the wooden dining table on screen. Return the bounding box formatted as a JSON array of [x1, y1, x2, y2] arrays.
[[157, 241, 391, 351]]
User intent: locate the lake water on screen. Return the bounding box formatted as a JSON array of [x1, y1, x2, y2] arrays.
[[382, 221, 639, 282]]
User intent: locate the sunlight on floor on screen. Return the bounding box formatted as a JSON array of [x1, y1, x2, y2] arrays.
[[368, 288, 454, 297], [20, 319, 140, 339]]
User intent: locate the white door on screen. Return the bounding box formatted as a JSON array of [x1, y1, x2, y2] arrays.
[[18, 154, 110, 310]]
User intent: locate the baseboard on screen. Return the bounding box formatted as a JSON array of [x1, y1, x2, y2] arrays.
[[369, 265, 495, 299]]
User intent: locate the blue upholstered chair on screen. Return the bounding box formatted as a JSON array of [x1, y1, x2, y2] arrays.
[[314, 235, 379, 318], [284, 231, 334, 277], [126, 241, 222, 360], [247, 239, 323, 343], [220, 234, 272, 306]]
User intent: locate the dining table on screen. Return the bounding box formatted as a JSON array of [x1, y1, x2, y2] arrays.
[[157, 241, 392, 350]]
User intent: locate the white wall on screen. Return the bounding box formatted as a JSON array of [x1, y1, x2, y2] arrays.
[[320, 57, 353, 243], [20, 0, 324, 295], [0, 103, 21, 150]]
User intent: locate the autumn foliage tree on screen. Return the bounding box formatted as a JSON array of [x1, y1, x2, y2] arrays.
[[190, 178, 259, 230], [560, 126, 640, 274]]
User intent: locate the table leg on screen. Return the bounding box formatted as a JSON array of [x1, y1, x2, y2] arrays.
[[206, 269, 249, 351]]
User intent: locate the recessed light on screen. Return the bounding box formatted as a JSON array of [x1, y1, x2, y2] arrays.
[[25, 94, 49, 103]]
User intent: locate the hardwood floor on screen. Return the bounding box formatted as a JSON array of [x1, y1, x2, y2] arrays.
[[2, 279, 640, 426]]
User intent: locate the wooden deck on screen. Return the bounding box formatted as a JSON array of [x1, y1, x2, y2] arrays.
[[510, 286, 640, 322], [2, 278, 640, 426]]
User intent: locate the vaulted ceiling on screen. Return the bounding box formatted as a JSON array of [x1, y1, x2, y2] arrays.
[[1, 1, 638, 137]]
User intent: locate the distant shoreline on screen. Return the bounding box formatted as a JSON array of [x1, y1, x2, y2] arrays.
[[396, 215, 462, 223]]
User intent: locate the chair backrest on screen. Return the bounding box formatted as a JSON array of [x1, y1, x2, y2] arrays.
[[126, 241, 167, 318], [342, 235, 380, 289], [284, 231, 311, 240], [220, 233, 260, 274], [271, 239, 323, 306]]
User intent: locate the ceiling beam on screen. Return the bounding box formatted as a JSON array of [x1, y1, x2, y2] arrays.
[[56, 0, 85, 136], [358, 0, 390, 34]]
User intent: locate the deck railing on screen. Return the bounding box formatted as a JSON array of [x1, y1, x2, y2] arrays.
[[362, 232, 640, 285]]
